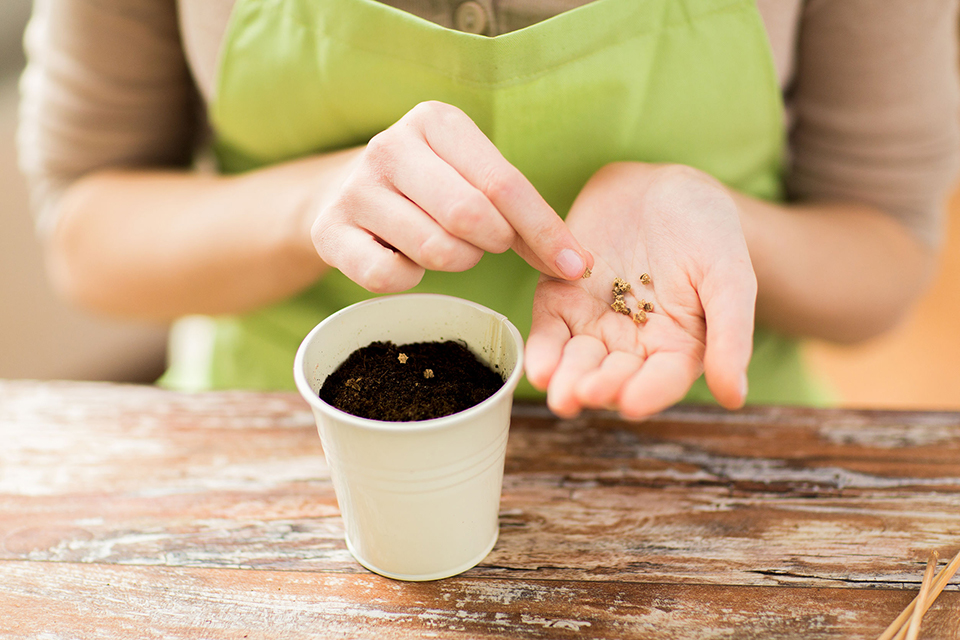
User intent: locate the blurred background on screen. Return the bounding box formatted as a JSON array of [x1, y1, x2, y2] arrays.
[[1, 3, 958, 405], [805, 190, 960, 410], [0, 0, 167, 383]]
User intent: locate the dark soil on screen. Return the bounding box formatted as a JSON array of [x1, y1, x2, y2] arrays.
[[319, 340, 505, 422]]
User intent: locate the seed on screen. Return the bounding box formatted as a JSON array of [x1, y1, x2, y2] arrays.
[[632, 310, 647, 324], [639, 273, 651, 285], [423, 369, 434, 379], [582, 268, 592, 279], [397, 353, 408, 364], [643, 301, 654, 313], [611, 297, 631, 316], [613, 277, 631, 295], [345, 377, 362, 391]]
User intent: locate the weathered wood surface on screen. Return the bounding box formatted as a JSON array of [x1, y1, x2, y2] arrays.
[[2, 380, 959, 639], [3, 562, 958, 640]]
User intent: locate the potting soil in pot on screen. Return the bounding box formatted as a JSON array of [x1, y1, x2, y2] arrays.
[[319, 340, 505, 421]]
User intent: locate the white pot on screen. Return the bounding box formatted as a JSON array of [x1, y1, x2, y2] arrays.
[[294, 294, 524, 581]]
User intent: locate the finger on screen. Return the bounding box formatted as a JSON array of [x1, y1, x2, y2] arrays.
[[409, 101, 592, 279], [618, 351, 703, 421], [546, 335, 607, 418], [575, 350, 646, 410], [374, 133, 516, 254], [352, 189, 485, 274], [699, 258, 757, 409], [313, 219, 424, 293], [525, 284, 572, 390]]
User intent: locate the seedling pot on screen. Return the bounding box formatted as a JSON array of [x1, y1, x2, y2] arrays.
[[294, 294, 524, 581]]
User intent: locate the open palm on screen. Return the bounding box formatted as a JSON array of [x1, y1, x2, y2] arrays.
[[525, 163, 757, 419]]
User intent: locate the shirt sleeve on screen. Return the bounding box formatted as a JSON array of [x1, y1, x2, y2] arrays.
[[785, 0, 960, 248], [17, 0, 201, 237]]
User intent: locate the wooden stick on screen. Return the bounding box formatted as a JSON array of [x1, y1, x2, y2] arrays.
[[903, 553, 938, 640], [890, 558, 935, 640], [877, 548, 960, 640], [892, 550, 960, 640]]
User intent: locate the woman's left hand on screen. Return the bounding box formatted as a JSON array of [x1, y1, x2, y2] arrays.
[[525, 162, 757, 420]]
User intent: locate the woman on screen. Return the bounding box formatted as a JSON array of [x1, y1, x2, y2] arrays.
[[18, 0, 960, 418]]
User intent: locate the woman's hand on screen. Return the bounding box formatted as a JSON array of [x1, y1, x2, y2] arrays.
[[310, 101, 592, 292], [525, 163, 757, 420]]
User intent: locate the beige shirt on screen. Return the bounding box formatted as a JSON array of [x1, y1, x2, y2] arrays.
[[18, 0, 960, 247]]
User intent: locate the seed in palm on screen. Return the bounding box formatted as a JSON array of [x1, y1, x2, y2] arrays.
[[613, 277, 631, 295], [611, 297, 632, 316]]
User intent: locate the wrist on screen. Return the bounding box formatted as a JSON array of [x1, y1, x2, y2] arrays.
[[726, 188, 775, 296], [249, 147, 366, 285]]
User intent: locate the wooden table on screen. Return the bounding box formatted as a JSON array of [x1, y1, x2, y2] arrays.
[[2, 380, 959, 639]]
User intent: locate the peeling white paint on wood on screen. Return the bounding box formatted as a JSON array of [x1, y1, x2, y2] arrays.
[[819, 420, 960, 448]]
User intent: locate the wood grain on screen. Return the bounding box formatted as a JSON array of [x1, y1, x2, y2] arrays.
[[3, 562, 959, 639], [2, 381, 959, 638]]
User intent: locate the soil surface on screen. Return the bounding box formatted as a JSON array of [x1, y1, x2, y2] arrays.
[[319, 340, 505, 421]]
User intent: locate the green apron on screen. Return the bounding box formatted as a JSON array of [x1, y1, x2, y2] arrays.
[[161, 0, 830, 405]]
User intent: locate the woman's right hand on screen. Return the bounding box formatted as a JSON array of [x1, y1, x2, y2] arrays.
[[310, 101, 592, 292]]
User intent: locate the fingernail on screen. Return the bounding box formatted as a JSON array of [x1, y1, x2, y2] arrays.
[[556, 249, 585, 279], [739, 372, 749, 403]]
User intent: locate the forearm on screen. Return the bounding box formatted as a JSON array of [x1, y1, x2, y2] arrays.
[[47, 147, 362, 321], [736, 192, 938, 343]]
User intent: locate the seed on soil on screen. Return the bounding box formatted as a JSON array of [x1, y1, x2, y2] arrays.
[[397, 353, 408, 364], [345, 377, 362, 391], [424, 369, 435, 379], [639, 273, 651, 285]]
